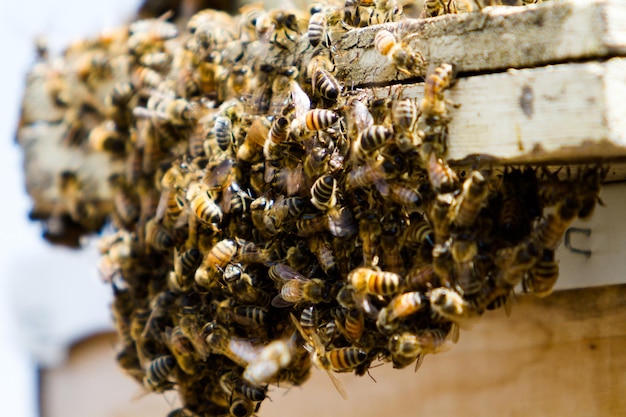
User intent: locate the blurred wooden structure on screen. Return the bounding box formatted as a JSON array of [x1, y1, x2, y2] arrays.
[[42, 283, 626, 417]]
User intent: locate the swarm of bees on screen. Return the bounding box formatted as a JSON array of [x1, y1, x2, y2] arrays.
[[18, 0, 606, 416]]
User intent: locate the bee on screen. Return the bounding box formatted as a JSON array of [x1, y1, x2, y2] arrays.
[[405, 264, 439, 291], [213, 115, 234, 152], [577, 166, 606, 220], [352, 125, 393, 162], [169, 247, 202, 292], [426, 152, 459, 193], [450, 171, 490, 229], [140, 51, 173, 73], [145, 218, 173, 251], [310, 175, 337, 211], [269, 264, 328, 307], [178, 314, 210, 360], [492, 239, 538, 286], [343, 307, 365, 342], [429, 287, 477, 327], [305, 109, 339, 131], [420, 63, 456, 126], [243, 338, 295, 386], [534, 196, 580, 251], [224, 264, 272, 307], [228, 397, 256, 417], [295, 213, 329, 237], [132, 66, 163, 90], [308, 235, 337, 274], [392, 98, 420, 132], [304, 147, 330, 182], [308, 53, 341, 101], [195, 239, 238, 288], [388, 182, 422, 209], [421, 0, 471, 17], [523, 249, 559, 297], [269, 67, 310, 119], [109, 174, 140, 229], [256, 9, 303, 50], [357, 210, 382, 266], [237, 118, 268, 164], [378, 291, 428, 332], [388, 328, 451, 370], [187, 183, 223, 226], [307, 12, 328, 47], [346, 158, 392, 196], [405, 216, 435, 251], [88, 122, 126, 155], [205, 324, 263, 368], [164, 326, 197, 375], [232, 305, 269, 328], [236, 239, 276, 265], [348, 267, 403, 295], [450, 239, 481, 295], [263, 117, 290, 160], [428, 193, 454, 244], [374, 29, 425, 76], [227, 65, 252, 100], [143, 355, 176, 392]]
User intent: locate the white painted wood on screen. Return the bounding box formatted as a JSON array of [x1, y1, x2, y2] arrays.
[[334, 0, 626, 84], [369, 57, 626, 164]]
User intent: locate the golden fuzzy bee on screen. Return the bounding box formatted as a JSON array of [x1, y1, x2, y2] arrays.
[[420, 63, 457, 125], [269, 264, 328, 307], [310, 175, 337, 211], [449, 170, 490, 228], [305, 109, 339, 131], [348, 266, 403, 295], [375, 29, 425, 76], [143, 355, 177, 392], [377, 291, 428, 332]]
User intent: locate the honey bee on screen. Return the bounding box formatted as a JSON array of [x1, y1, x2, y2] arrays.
[[523, 249, 559, 297], [374, 29, 425, 76], [235, 239, 276, 265], [178, 314, 210, 360], [255, 9, 303, 50], [304, 147, 330, 182], [388, 328, 451, 370], [450, 171, 490, 229], [429, 287, 477, 326], [213, 115, 234, 152], [352, 125, 393, 162], [426, 152, 459, 193], [308, 235, 337, 274], [269, 264, 328, 307], [164, 326, 197, 375], [232, 305, 269, 328], [307, 12, 328, 47], [228, 397, 256, 417], [263, 117, 290, 160], [388, 182, 422, 209], [295, 213, 329, 237], [187, 183, 223, 226], [420, 63, 457, 127], [140, 51, 173, 73], [305, 109, 339, 131], [143, 355, 176, 392], [405, 216, 435, 251], [88, 121, 125, 154], [310, 175, 337, 211], [533, 196, 579, 251], [224, 264, 272, 307], [378, 291, 428, 332], [205, 324, 263, 368], [169, 247, 202, 292], [451, 239, 481, 295], [145, 218, 174, 251], [308, 53, 342, 101], [357, 210, 382, 266], [132, 66, 163, 90], [109, 174, 140, 229], [495, 240, 540, 288], [421, 0, 471, 17], [348, 267, 403, 295], [237, 118, 268, 164], [428, 193, 453, 244], [346, 158, 392, 196], [195, 239, 237, 288], [269, 67, 310, 119], [392, 98, 420, 133], [405, 264, 439, 291], [343, 307, 365, 342]]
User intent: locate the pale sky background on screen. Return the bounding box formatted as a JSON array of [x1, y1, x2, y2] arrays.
[[0, 1, 139, 414]]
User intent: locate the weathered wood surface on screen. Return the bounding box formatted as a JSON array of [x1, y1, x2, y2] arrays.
[[368, 57, 626, 164], [42, 284, 626, 417], [261, 284, 626, 417], [335, 0, 626, 84]]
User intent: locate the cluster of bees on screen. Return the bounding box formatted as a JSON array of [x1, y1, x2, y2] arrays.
[[18, 0, 604, 416]]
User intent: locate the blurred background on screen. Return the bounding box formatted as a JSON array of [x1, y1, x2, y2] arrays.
[[2, 1, 625, 416]]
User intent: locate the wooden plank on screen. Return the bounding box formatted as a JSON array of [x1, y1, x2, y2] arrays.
[[334, 0, 626, 84], [261, 284, 626, 417], [368, 57, 626, 163]]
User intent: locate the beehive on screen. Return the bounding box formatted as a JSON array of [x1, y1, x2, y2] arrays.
[[16, 0, 626, 416]]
